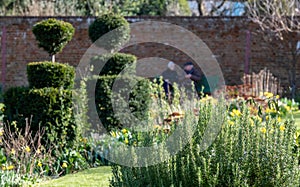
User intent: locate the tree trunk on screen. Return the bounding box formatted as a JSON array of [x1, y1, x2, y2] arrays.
[[197, 0, 203, 16]]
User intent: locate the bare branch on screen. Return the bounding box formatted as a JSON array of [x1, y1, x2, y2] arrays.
[[247, 0, 300, 40]]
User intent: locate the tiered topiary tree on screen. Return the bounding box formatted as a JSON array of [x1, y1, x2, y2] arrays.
[[4, 18, 77, 148], [88, 13, 150, 131]]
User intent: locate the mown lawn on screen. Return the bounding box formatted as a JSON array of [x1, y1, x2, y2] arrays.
[[35, 166, 112, 187]]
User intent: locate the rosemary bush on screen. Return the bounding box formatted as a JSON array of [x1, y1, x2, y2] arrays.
[[109, 85, 300, 186]]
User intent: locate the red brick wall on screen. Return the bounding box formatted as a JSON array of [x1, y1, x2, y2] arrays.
[[0, 16, 298, 89]]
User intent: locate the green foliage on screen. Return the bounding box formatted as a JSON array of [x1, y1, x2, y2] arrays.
[[0, 85, 4, 103], [177, 0, 191, 15], [32, 18, 75, 56], [137, 0, 191, 16], [138, 0, 168, 16], [88, 52, 145, 131], [0, 0, 191, 16], [91, 53, 137, 76], [27, 61, 75, 89], [53, 147, 90, 175], [3, 87, 29, 123], [0, 170, 23, 186], [0, 0, 29, 15], [0, 104, 4, 124], [88, 13, 130, 50], [94, 75, 151, 131], [4, 87, 76, 148], [73, 78, 90, 138], [109, 91, 300, 186]]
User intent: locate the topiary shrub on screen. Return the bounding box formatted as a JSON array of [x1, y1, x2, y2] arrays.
[[32, 18, 75, 62], [93, 75, 150, 131], [91, 53, 136, 76], [4, 87, 76, 148], [88, 13, 130, 50], [3, 86, 30, 123], [27, 61, 75, 89]]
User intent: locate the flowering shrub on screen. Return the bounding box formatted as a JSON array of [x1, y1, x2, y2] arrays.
[[110, 88, 300, 186]]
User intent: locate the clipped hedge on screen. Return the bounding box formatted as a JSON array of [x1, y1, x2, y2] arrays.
[[88, 13, 130, 50], [91, 53, 137, 76], [93, 75, 150, 131], [4, 87, 76, 147], [27, 61, 75, 89], [3, 87, 30, 122], [32, 18, 75, 56]]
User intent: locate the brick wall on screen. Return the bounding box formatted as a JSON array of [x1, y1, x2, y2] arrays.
[[0, 16, 298, 90]]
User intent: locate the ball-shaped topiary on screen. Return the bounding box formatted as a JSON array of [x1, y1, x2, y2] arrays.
[[32, 18, 75, 62], [88, 13, 130, 50]]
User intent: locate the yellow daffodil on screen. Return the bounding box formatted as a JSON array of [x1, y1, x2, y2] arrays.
[[62, 162, 68, 168], [37, 162, 42, 167], [254, 115, 262, 123], [80, 138, 87, 144], [266, 116, 269, 121], [260, 127, 267, 134], [11, 149, 15, 155], [124, 138, 129, 144], [227, 120, 235, 126], [249, 118, 255, 126], [285, 106, 291, 111], [121, 129, 128, 134], [265, 108, 271, 113], [24, 146, 30, 153], [277, 117, 282, 123], [280, 125, 285, 131], [110, 131, 117, 138], [265, 108, 276, 114], [2, 165, 14, 171], [200, 96, 216, 103], [230, 109, 242, 117], [276, 95, 280, 99], [264, 92, 274, 98], [0, 129, 3, 136], [250, 107, 258, 115]]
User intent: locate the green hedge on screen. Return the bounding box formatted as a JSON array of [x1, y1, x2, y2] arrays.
[[91, 53, 136, 76], [93, 75, 150, 131], [3, 87, 29, 122], [88, 13, 130, 50], [4, 87, 76, 147], [32, 18, 75, 56], [27, 61, 75, 89]]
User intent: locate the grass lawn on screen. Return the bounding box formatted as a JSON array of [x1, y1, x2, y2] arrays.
[[35, 166, 112, 187]]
